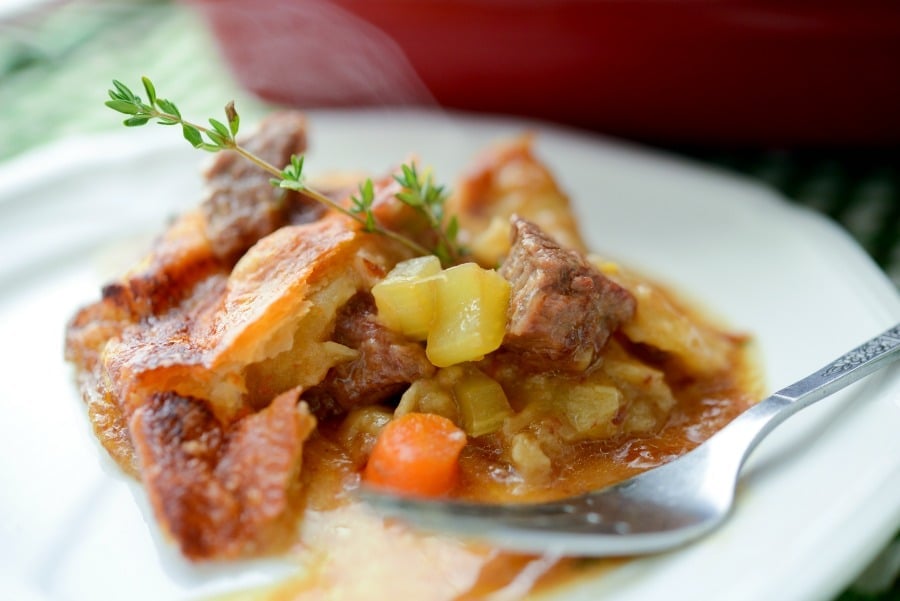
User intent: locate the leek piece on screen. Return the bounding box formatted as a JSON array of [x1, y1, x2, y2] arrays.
[[453, 368, 513, 437]]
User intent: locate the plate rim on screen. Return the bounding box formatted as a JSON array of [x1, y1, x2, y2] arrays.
[[1, 109, 899, 601]]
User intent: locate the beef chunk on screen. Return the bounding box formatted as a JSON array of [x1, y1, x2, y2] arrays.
[[304, 292, 435, 418], [201, 111, 324, 263], [499, 216, 635, 372]]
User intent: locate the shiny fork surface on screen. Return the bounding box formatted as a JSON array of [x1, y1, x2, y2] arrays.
[[362, 323, 900, 556]]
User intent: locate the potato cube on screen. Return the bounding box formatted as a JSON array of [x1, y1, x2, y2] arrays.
[[426, 263, 510, 367], [372, 255, 442, 339], [560, 384, 622, 441]]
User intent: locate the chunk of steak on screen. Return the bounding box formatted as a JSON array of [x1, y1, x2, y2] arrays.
[[129, 388, 315, 560], [304, 292, 435, 418], [201, 111, 324, 263], [499, 216, 636, 373]]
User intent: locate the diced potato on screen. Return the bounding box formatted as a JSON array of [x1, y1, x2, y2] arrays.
[[373, 258, 511, 367], [603, 352, 676, 435], [452, 367, 513, 437], [500, 371, 628, 443], [620, 400, 659, 435], [426, 263, 510, 367], [371, 255, 442, 339], [559, 384, 622, 441]]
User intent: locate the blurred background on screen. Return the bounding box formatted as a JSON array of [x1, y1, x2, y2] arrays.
[[1, 0, 898, 287], [0, 0, 897, 598]]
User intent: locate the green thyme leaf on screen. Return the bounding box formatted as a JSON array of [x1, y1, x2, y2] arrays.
[[394, 191, 420, 207], [209, 118, 230, 140], [205, 129, 227, 147], [350, 178, 378, 232], [112, 79, 135, 102], [156, 98, 180, 118], [446, 215, 459, 243], [182, 124, 203, 147], [390, 161, 462, 264], [278, 179, 304, 192], [123, 116, 150, 127], [105, 99, 141, 115], [282, 154, 304, 182], [141, 76, 157, 106]]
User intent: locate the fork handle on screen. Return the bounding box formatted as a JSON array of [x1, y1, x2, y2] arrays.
[[710, 322, 900, 470]]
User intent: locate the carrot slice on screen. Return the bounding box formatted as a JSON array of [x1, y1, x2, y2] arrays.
[[364, 412, 467, 498]]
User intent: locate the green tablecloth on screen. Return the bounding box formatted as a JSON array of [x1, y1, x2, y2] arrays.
[[1, 1, 897, 599]]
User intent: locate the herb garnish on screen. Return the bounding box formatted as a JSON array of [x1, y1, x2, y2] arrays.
[[106, 76, 462, 265]]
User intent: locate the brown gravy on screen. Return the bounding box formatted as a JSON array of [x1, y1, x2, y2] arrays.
[[210, 340, 760, 601]]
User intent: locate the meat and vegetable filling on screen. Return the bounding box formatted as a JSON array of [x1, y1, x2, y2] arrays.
[[65, 112, 756, 563]]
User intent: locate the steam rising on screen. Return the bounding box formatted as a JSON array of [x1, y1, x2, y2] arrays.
[[206, 0, 437, 108]]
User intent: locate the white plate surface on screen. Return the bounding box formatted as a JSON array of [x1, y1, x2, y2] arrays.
[[0, 110, 898, 601]]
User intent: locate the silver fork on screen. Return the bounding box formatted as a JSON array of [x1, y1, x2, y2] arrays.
[[362, 323, 900, 556]]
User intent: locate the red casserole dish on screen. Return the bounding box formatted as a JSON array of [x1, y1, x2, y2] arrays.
[[189, 0, 900, 145]]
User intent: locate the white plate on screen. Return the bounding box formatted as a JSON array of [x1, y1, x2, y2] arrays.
[[0, 110, 898, 601]]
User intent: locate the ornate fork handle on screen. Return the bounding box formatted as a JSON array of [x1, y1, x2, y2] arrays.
[[714, 322, 900, 469], [778, 323, 900, 400]]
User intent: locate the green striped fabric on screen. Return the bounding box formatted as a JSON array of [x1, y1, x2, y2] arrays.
[[0, 0, 266, 157]]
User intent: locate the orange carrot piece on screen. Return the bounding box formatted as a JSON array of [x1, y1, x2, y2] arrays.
[[364, 412, 467, 498]]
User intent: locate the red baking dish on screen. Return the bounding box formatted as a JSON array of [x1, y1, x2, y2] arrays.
[[188, 0, 900, 146]]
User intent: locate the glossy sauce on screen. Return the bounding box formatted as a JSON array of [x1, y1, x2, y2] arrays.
[[213, 341, 760, 600]]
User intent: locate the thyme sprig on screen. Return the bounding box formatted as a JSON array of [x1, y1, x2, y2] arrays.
[[394, 163, 461, 266], [106, 77, 463, 265]]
